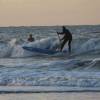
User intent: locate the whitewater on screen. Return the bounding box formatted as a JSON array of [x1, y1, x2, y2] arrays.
[[0, 25, 100, 92]]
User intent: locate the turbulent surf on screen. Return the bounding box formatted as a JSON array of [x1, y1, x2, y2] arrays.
[[0, 25, 100, 92]]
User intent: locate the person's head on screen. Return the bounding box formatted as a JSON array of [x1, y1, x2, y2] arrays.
[[29, 34, 32, 38], [62, 26, 66, 32], [62, 26, 66, 29]]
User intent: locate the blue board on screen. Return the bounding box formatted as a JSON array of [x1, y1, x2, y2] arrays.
[[22, 46, 62, 54]]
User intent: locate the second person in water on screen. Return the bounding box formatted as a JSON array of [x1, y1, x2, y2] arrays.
[[28, 34, 35, 42], [57, 26, 72, 53]]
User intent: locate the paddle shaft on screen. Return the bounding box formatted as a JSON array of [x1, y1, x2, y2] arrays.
[[57, 32, 61, 41], [57, 32, 62, 50]]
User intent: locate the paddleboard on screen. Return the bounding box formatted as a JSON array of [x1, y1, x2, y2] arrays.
[[23, 46, 62, 54]]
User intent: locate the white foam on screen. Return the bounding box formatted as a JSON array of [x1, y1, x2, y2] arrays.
[[0, 36, 100, 58], [0, 42, 12, 57]]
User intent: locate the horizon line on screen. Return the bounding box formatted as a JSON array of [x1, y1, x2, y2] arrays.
[[0, 24, 100, 27]]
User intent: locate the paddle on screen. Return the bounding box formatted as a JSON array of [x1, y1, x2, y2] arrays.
[[57, 32, 61, 42], [57, 32, 61, 51]]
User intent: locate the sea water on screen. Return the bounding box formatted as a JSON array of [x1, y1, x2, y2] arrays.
[[0, 25, 100, 92]]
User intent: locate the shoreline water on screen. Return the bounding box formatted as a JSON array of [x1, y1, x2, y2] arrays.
[[0, 92, 100, 100], [0, 86, 100, 94]]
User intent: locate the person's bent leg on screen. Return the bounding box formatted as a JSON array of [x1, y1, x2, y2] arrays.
[[68, 40, 72, 53]]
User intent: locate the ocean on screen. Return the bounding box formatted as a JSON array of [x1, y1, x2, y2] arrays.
[[0, 25, 100, 93]]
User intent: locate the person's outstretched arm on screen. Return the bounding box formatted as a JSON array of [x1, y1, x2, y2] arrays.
[[57, 32, 64, 35]]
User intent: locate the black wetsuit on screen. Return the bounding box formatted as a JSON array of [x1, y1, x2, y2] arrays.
[[58, 27, 72, 53]]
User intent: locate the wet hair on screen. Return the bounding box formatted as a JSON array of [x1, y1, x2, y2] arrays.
[[29, 34, 32, 37], [62, 26, 65, 28], [62, 26, 66, 32]]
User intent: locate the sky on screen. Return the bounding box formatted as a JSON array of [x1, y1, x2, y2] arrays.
[[0, 0, 100, 26]]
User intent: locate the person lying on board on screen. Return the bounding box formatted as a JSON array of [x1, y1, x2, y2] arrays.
[[57, 26, 72, 53], [28, 34, 35, 42]]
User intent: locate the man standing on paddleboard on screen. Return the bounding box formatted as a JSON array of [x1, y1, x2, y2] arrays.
[[57, 26, 72, 53]]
